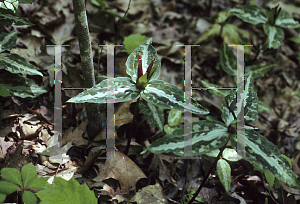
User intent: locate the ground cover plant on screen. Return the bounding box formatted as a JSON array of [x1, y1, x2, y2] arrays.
[[0, 0, 300, 203]]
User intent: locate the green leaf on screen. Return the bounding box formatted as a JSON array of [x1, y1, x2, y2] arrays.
[[0, 181, 21, 195], [195, 24, 221, 44], [126, 38, 160, 83], [104, 9, 131, 21], [27, 177, 50, 190], [275, 10, 300, 28], [0, 8, 34, 26], [0, 167, 22, 186], [0, 84, 11, 97], [264, 171, 275, 188], [0, 194, 6, 202], [141, 80, 209, 115], [21, 163, 37, 187], [141, 120, 230, 157], [229, 5, 268, 25], [288, 36, 300, 44], [67, 77, 140, 103], [215, 11, 230, 23], [220, 41, 237, 76], [36, 177, 97, 204], [0, 53, 43, 76], [262, 23, 284, 50], [123, 34, 149, 54], [222, 24, 249, 47], [243, 73, 258, 125], [0, 0, 18, 13], [267, 4, 280, 26], [0, 71, 48, 98], [200, 80, 230, 97], [217, 159, 231, 193], [139, 99, 164, 132], [22, 190, 38, 204], [206, 148, 241, 162], [258, 100, 272, 112], [168, 109, 183, 126], [245, 64, 275, 79], [232, 130, 300, 189], [0, 31, 17, 52], [90, 0, 108, 8]]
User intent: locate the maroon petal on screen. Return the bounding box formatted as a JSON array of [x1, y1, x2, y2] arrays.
[[137, 53, 143, 80], [146, 58, 155, 79]]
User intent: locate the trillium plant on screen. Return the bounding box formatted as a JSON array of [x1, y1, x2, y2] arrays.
[[141, 72, 300, 197], [68, 38, 300, 202], [229, 4, 300, 50]]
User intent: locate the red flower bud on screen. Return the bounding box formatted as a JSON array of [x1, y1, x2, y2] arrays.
[[137, 53, 143, 81]]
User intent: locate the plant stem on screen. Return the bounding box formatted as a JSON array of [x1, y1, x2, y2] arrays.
[[187, 143, 227, 204], [124, 97, 140, 155]]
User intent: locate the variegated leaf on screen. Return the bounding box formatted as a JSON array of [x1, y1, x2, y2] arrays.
[[141, 120, 230, 157], [221, 89, 237, 127], [262, 23, 284, 50], [220, 41, 237, 76], [231, 130, 300, 189], [243, 73, 258, 125], [0, 31, 17, 52], [195, 24, 221, 44], [205, 148, 241, 162], [0, 71, 47, 98], [229, 5, 268, 25], [164, 124, 178, 134], [245, 64, 275, 79], [125, 38, 160, 83], [168, 109, 183, 127], [67, 77, 140, 103], [0, 53, 43, 76], [258, 101, 272, 112], [217, 159, 231, 193], [141, 80, 209, 115], [200, 80, 230, 97], [0, 8, 34, 26], [139, 99, 164, 131], [275, 10, 300, 29]]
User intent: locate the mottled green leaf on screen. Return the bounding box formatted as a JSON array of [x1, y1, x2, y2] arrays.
[[245, 64, 275, 79], [139, 99, 164, 131], [142, 80, 209, 115], [262, 23, 284, 50], [222, 24, 249, 47], [168, 109, 183, 127], [243, 73, 258, 125], [258, 101, 272, 112], [275, 10, 300, 28], [0, 53, 43, 76], [164, 124, 178, 134], [141, 120, 229, 157], [232, 130, 300, 189], [0, 71, 47, 98], [200, 80, 230, 97], [217, 159, 231, 193], [220, 41, 237, 76], [0, 31, 17, 52], [221, 89, 237, 127], [0, 8, 34, 26], [206, 148, 241, 162], [67, 77, 140, 103], [215, 11, 230, 23], [126, 38, 160, 83], [229, 5, 268, 25]]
